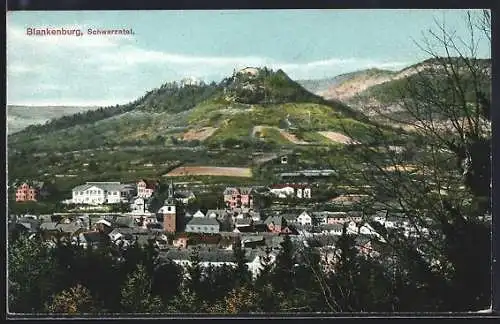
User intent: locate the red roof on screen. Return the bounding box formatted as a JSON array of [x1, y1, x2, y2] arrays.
[[138, 179, 158, 189]]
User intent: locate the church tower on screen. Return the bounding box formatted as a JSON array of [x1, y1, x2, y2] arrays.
[[159, 180, 177, 233]]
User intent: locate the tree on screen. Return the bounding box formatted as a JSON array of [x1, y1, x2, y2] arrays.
[[340, 10, 491, 311], [271, 234, 296, 293], [232, 238, 251, 286], [166, 286, 207, 313], [120, 264, 164, 313], [185, 247, 203, 294], [88, 161, 99, 173], [8, 234, 59, 313], [46, 284, 95, 314], [151, 261, 183, 306], [209, 286, 260, 314]]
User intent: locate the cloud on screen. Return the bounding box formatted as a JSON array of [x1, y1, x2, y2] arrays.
[[7, 23, 411, 106]]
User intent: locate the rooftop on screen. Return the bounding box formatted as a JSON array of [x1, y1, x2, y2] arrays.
[[187, 217, 220, 226]]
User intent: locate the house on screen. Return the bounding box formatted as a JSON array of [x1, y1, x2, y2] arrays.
[[320, 224, 344, 235], [279, 169, 336, 180], [15, 181, 47, 202], [73, 231, 109, 249], [56, 222, 85, 237], [108, 228, 135, 244], [354, 236, 380, 258], [263, 216, 297, 234], [14, 216, 41, 233], [325, 212, 349, 224], [40, 222, 59, 232], [158, 247, 274, 278], [185, 217, 220, 234], [71, 182, 137, 205], [136, 179, 158, 199], [347, 211, 363, 223], [344, 221, 381, 238], [112, 215, 136, 228], [233, 225, 254, 233], [154, 235, 170, 250], [241, 235, 266, 249], [135, 215, 158, 228], [159, 249, 235, 270], [173, 236, 188, 249], [251, 222, 272, 233], [95, 219, 113, 233], [174, 190, 196, 205], [264, 215, 286, 233], [192, 210, 205, 218], [249, 211, 261, 222], [206, 209, 226, 219], [269, 184, 312, 199], [235, 218, 253, 228], [130, 197, 148, 213], [223, 187, 254, 210], [374, 211, 407, 229], [269, 185, 295, 199], [296, 211, 312, 226], [311, 212, 331, 225]]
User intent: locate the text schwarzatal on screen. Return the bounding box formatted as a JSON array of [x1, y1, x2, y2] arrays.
[[26, 27, 135, 37]]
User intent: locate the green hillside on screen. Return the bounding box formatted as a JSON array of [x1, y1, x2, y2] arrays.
[[9, 67, 387, 154]]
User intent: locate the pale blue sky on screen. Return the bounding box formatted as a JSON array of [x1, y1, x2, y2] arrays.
[[7, 9, 490, 106]]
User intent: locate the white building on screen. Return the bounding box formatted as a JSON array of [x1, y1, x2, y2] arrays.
[[71, 182, 136, 205], [297, 187, 312, 199], [297, 211, 312, 226], [161, 250, 276, 279], [269, 184, 312, 199], [130, 197, 148, 213], [270, 186, 295, 198]]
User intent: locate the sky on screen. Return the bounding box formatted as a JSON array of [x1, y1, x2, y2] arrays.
[[7, 9, 491, 106]]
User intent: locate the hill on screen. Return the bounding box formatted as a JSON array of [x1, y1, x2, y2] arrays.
[[296, 76, 345, 96], [7, 105, 99, 134], [8, 67, 391, 154], [317, 68, 397, 101], [345, 58, 491, 122], [310, 58, 491, 125]]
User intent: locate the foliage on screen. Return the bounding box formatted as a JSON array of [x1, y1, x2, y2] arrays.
[[137, 81, 221, 113], [8, 234, 59, 313], [209, 286, 260, 314], [271, 235, 296, 293], [120, 264, 164, 313], [46, 284, 95, 314], [339, 10, 492, 311]]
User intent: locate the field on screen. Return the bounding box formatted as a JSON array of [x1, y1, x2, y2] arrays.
[[182, 127, 218, 141], [318, 131, 360, 144], [164, 166, 253, 177]]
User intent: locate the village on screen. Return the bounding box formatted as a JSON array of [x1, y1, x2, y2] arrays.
[[9, 158, 432, 279]]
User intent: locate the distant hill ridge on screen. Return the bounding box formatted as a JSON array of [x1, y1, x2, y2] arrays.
[[317, 57, 491, 102], [7, 105, 100, 134]]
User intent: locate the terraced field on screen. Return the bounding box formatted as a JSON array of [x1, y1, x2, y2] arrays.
[[164, 166, 253, 177]]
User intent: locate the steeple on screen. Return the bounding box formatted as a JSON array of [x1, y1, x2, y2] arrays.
[[168, 180, 174, 198], [165, 179, 176, 205]]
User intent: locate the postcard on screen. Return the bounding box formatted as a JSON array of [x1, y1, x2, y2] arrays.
[[6, 8, 493, 316]]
